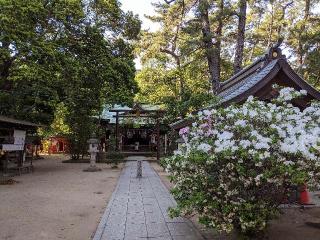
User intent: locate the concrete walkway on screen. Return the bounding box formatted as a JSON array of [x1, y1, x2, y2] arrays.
[[93, 159, 204, 240]]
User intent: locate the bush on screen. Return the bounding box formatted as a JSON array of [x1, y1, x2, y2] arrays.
[[162, 87, 320, 237], [106, 151, 125, 168]]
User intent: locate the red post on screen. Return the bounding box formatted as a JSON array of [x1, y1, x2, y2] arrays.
[[300, 184, 313, 205]]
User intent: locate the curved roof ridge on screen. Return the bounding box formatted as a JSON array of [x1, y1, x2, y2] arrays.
[[221, 55, 266, 88]]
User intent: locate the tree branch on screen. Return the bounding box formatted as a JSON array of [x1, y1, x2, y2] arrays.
[[160, 48, 181, 66]]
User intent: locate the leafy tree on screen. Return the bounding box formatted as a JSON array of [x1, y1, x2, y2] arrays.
[[0, 0, 141, 159], [137, 1, 226, 120], [0, 0, 77, 124], [136, 0, 320, 123]]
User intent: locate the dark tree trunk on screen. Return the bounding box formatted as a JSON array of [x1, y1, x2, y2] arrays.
[[0, 41, 14, 83], [277, 1, 293, 38], [199, 0, 221, 93], [267, 4, 274, 48], [214, 0, 223, 87], [160, 2, 185, 99], [298, 0, 310, 71], [233, 0, 247, 74], [305, 0, 310, 19]]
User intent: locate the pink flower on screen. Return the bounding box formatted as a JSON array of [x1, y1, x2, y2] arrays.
[[179, 127, 190, 136], [200, 123, 209, 129]]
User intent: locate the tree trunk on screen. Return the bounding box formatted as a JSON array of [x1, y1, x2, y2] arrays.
[[233, 0, 247, 74], [305, 0, 310, 19], [298, 0, 310, 71], [267, 3, 274, 48], [159, 48, 184, 98], [199, 0, 222, 93], [277, 1, 293, 39], [215, 0, 223, 85]]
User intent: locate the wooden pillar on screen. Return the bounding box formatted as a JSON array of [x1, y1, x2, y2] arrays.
[[164, 134, 167, 155], [19, 150, 23, 167], [31, 145, 34, 171], [115, 112, 119, 151], [156, 113, 160, 161], [4, 152, 8, 174]]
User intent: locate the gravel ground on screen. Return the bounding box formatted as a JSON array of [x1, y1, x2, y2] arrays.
[[0, 155, 123, 240]]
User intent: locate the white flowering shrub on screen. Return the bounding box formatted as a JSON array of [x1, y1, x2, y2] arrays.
[[162, 87, 320, 236]]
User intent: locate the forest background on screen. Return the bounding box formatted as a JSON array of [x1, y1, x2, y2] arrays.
[[1, 0, 319, 157]]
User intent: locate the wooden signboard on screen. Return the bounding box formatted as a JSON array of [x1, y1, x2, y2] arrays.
[[2, 130, 26, 151]]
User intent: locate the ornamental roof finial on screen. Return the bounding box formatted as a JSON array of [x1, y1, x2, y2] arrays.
[[267, 38, 284, 61]]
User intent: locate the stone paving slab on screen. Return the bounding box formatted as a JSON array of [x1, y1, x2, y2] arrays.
[[93, 159, 204, 240]]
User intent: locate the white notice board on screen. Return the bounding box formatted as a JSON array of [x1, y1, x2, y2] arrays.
[[2, 129, 26, 151]]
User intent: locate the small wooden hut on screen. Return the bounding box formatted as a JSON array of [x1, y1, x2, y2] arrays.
[[0, 116, 40, 175]]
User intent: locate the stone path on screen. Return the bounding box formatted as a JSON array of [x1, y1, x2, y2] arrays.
[[93, 159, 204, 240]]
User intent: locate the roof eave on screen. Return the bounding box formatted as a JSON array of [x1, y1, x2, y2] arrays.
[[278, 60, 320, 101], [0, 116, 42, 128], [170, 118, 193, 130]]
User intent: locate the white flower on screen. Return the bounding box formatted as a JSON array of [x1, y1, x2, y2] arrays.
[[235, 120, 247, 127], [239, 140, 251, 148], [255, 174, 263, 182], [218, 131, 233, 140], [174, 150, 182, 156], [249, 110, 257, 117], [283, 161, 294, 166], [197, 143, 212, 153], [254, 142, 270, 150], [203, 109, 211, 116], [264, 152, 270, 158], [300, 89, 307, 95], [247, 96, 254, 102]]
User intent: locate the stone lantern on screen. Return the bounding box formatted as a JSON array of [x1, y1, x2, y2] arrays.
[[83, 135, 101, 172]]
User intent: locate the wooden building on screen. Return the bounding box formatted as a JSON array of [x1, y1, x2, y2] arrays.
[[47, 136, 69, 154], [171, 46, 320, 131], [101, 103, 168, 160], [0, 115, 40, 175]]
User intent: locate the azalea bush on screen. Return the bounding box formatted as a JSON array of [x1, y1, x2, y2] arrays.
[[162, 87, 320, 237]]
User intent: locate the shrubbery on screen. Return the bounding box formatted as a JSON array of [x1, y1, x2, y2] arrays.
[[106, 151, 125, 168], [162, 87, 320, 237]]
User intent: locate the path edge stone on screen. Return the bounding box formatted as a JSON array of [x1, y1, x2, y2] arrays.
[[92, 166, 126, 240]]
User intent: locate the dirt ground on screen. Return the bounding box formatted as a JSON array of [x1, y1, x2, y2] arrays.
[[2, 158, 320, 240], [0, 155, 123, 240], [151, 162, 320, 240]]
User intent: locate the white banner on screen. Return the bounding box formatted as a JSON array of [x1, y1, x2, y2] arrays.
[[2, 130, 26, 151], [2, 144, 24, 151], [14, 130, 26, 145]]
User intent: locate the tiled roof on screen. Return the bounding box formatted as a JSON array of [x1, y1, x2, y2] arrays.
[[218, 60, 278, 103], [100, 104, 131, 123], [169, 46, 317, 130], [100, 103, 163, 124], [138, 104, 162, 111]]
